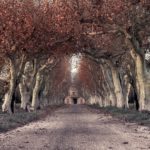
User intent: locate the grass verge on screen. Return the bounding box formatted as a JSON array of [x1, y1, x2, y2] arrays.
[[90, 104, 150, 127], [0, 105, 62, 133]]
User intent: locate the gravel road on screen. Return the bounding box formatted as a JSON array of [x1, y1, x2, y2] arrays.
[[0, 105, 150, 150]]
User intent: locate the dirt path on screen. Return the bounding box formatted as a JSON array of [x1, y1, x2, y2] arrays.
[[0, 105, 150, 150]]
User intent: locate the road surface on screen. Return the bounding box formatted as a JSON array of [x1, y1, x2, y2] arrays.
[[0, 105, 150, 150]]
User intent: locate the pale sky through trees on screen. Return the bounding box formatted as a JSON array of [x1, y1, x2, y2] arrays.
[[71, 55, 81, 82]]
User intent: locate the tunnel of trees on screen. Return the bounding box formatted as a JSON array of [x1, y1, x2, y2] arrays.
[[0, 0, 150, 114]]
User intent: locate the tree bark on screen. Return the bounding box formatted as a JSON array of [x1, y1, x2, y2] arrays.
[[19, 82, 30, 111], [31, 58, 59, 110], [123, 75, 130, 108], [130, 49, 145, 110], [125, 83, 131, 108], [122, 29, 146, 111], [2, 58, 16, 114], [101, 64, 116, 106], [109, 62, 124, 108], [2, 54, 27, 114], [31, 71, 42, 110], [42, 76, 50, 106]]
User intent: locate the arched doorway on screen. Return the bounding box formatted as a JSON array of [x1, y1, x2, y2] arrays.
[[73, 97, 78, 104]]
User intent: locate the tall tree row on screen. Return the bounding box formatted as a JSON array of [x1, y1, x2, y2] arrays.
[[0, 0, 149, 113]]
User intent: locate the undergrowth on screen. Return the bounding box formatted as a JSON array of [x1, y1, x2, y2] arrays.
[[0, 104, 62, 133], [90, 104, 150, 127]]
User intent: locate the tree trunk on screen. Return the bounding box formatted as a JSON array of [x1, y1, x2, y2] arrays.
[[101, 64, 117, 106], [125, 83, 131, 108], [19, 82, 30, 111], [109, 63, 124, 108], [31, 58, 58, 110], [2, 59, 16, 114], [123, 75, 130, 108], [130, 49, 145, 110], [42, 76, 49, 107], [123, 29, 145, 110], [31, 71, 42, 110]]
